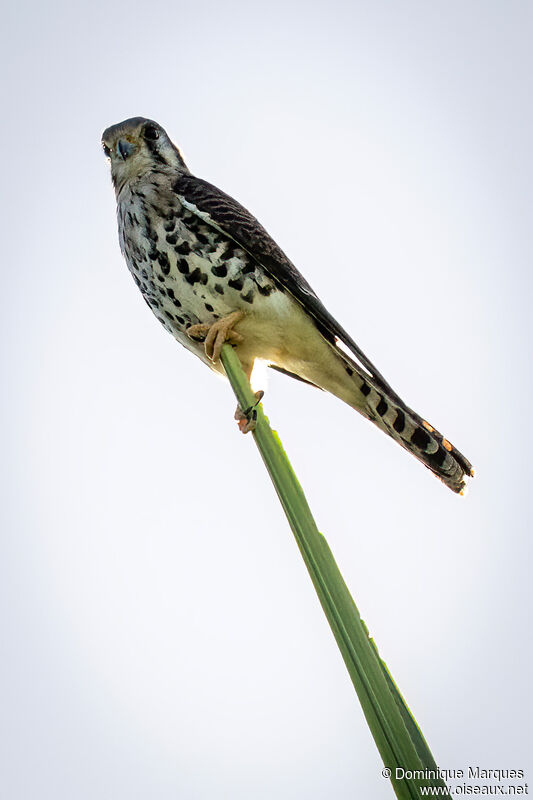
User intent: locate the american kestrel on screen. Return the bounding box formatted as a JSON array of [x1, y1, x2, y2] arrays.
[[102, 117, 474, 493]]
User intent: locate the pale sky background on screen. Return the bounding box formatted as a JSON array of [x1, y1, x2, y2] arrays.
[[1, 1, 532, 798]]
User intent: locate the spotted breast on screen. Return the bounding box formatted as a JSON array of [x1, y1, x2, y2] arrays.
[[117, 171, 279, 370]]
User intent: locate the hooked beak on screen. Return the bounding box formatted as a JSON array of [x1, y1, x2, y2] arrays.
[[117, 139, 134, 160]]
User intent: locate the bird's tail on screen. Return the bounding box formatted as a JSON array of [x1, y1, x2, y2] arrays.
[[269, 327, 474, 493], [348, 370, 474, 494]]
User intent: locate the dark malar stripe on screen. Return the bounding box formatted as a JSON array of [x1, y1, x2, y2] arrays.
[[145, 137, 168, 165]]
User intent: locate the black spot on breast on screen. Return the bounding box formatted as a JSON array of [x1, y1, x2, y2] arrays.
[[393, 409, 405, 433], [166, 232, 178, 244], [212, 265, 227, 278], [223, 243, 236, 259], [376, 398, 388, 417], [228, 277, 244, 291], [257, 283, 273, 296], [185, 267, 202, 285], [196, 232, 209, 245], [164, 310, 174, 321], [411, 426, 431, 451], [200, 272, 208, 285], [205, 303, 214, 312], [166, 288, 182, 307], [360, 382, 371, 397], [178, 259, 189, 274], [242, 263, 255, 275], [214, 284, 224, 294], [241, 290, 254, 304], [176, 241, 191, 255], [158, 252, 170, 275], [164, 220, 176, 232], [144, 218, 158, 243], [176, 316, 185, 325], [184, 214, 199, 230]]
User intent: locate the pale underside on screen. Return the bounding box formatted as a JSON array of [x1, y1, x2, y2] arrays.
[[118, 173, 363, 410]]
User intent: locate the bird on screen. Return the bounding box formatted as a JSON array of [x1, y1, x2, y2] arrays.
[[102, 116, 474, 494]]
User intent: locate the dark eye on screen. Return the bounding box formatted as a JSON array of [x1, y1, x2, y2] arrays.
[[143, 124, 159, 141], [102, 142, 111, 157]]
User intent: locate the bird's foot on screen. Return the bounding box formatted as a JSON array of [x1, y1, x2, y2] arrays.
[[234, 391, 264, 434], [186, 311, 245, 362]]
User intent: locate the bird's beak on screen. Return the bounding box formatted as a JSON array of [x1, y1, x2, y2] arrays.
[[117, 139, 134, 160]]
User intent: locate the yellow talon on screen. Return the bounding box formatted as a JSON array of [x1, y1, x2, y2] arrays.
[[187, 310, 245, 361]]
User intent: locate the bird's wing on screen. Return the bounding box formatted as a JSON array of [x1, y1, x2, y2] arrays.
[[173, 173, 401, 400]]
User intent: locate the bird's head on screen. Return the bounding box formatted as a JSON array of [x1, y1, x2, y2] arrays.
[[101, 117, 188, 192]]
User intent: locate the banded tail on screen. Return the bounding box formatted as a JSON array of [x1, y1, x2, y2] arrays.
[[354, 371, 474, 494]]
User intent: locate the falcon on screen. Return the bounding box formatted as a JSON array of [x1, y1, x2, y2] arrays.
[[102, 117, 474, 493]]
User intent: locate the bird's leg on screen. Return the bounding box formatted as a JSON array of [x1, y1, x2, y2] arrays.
[[186, 310, 245, 362], [234, 390, 264, 434], [187, 310, 261, 431]]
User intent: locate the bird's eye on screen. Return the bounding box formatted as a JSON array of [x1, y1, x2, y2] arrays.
[[102, 142, 111, 157], [143, 125, 159, 141]]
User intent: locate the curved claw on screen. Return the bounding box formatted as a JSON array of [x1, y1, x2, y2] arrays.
[[205, 323, 243, 361], [186, 323, 211, 342], [186, 311, 244, 362], [234, 390, 264, 434]]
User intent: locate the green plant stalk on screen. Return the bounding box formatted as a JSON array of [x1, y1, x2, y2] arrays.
[[220, 344, 450, 800]]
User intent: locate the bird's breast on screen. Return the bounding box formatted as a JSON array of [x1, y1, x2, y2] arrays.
[[115, 178, 285, 361]]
